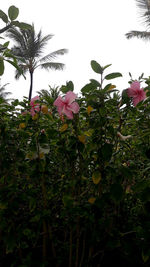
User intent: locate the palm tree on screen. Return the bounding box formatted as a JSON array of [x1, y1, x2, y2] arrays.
[[126, 0, 150, 40], [0, 80, 12, 103], [6, 24, 68, 100], [37, 85, 60, 102]]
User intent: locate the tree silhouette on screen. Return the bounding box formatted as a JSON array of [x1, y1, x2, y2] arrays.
[[0, 79, 11, 103], [7, 24, 68, 100]]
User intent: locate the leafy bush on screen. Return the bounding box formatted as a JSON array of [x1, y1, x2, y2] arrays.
[[0, 61, 150, 267]]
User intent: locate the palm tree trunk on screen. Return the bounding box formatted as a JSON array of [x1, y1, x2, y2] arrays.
[[29, 70, 33, 101]]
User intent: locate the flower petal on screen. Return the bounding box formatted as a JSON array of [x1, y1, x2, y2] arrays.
[[68, 102, 80, 114], [34, 106, 40, 112], [132, 97, 139, 106], [53, 96, 64, 107], [63, 106, 73, 119], [132, 90, 146, 106], [30, 96, 40, 106], [127, 88, 136, 98], [30, 108, 35, 117], [53, 96, 65, 115], [130, 81, 140, 90], [64, 91, 77, 105], [54, 92, 79, 119], [127, 81, 141, 98]]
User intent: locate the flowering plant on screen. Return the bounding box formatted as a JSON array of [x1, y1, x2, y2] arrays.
[[30, 96, 40, 117], [127, 81, 146, 106], [1, 61, 150, 266], [53, 91, 80, 119]]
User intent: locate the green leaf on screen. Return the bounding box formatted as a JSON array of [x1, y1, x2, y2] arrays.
[[0, 9, 8, 23], [81, 83, 96, 94], [142, 251, 149, 263], [4, 52, 15, 58], [18, 22, 32, 30], [3, 41, 9, 48], [5, 59, 25, 78], [0, 203, 7, 209], [8, 6, 19, 21], [0, 59, 4, 75], [60, 80, 74, 93], [90, 79, 101, 87], [110, 183, 124, 203], [141, 187, 150, 202], [62, 195, 73, 208], [91, 60, 103, 74], [12, 21, 32, 30], [11, 20, 20, 27], [92, 171, 101, 184], [101, 143, 113, 161], [133, 180, 149, 193], [121, 89, 130, 105], [66, 81, 74, 91], [105, 72, 122, 80], [103, 64, 112, 70], [103, 83, 112, 92], [29, 197, 36, 212]]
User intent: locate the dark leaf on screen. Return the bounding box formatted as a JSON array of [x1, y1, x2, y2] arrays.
[[0, 9, 8, 23], [81, 83, 96, 94], [101, 143, 113, 161], [0, 59, 4, 75], [91, 60, 103, 74], [12, 21, 32, 30], [90, 79, 101, 87], [3, 41, 9, 48], [105, 72, 122, 80], [8, 6, 19, 21], [110, 183, 124, 203], [5, 59, 25, 78], [66, 81, 74, 91], [103, 83, 112, 92], [103, 64, 112, 70]]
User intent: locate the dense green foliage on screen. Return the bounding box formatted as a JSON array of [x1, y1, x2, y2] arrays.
[[1, 60, 150, 267], [1, 3, 150, 267]]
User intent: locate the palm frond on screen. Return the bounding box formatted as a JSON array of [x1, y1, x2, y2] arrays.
[[14, 64, 28, 79], [125, 30, 150, 39], [6, 23, 68, 100], [6, 27, 27, 51], [37, 86, 60, 103], [136, 0, 150, 11], [40, 34, 54, 46], [39, 62, 65, 71], [7, 28, 31, 59], [136, 0, 150, 28], [32, 34, 53, 58], [0, 81, 11, 102], [39, 49, 68, 64]]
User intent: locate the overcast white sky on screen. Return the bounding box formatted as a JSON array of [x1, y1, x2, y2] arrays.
[[0, 0, 150, 100]]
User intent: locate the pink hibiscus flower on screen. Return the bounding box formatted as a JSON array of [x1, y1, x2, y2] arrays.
[[30, 96, 40, 117], [127, 81, 146, 106], [53, 91, 80, 119]]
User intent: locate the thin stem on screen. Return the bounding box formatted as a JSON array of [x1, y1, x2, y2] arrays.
[[0, 24, 11, 34], [75, 217, 80, 267], [69, 228, 73, 267], [100, 72, 104, 90], [42, 220, 47, 260], [79, 232, 86, 267], [48, 224, 58, 267]]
